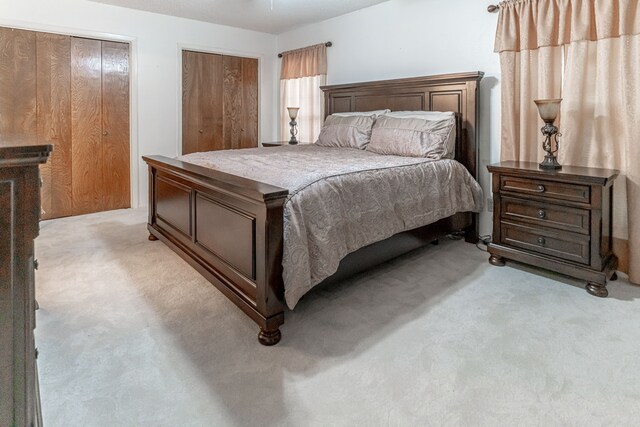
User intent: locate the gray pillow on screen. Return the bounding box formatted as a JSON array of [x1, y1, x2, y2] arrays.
[[315, 114, 376, 149], [366, 114, 456, 159]]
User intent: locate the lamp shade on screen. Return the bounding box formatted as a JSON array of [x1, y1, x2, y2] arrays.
[[534, 99, 562, 121], [287, 107, 300, 120]]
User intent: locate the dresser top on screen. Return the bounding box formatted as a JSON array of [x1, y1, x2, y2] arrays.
[[487, 161, 619, 185], [0, 142, 52, 167]]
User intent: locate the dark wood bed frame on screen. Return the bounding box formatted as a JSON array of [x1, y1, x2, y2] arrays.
[[143, 71, 484, 345]]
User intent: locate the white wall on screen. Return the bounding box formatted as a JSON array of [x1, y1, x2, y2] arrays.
[[277, 0, 501, 235], [0, 0, 279, 207]]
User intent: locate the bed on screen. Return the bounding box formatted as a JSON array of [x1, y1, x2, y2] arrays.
[[143, 71, 484, 345]]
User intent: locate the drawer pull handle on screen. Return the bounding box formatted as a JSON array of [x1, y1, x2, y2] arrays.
[[538, 209, 546, 219], [34, 259, 39, 270], [537, 184, 546, 193], [537, 237, 546, 246]]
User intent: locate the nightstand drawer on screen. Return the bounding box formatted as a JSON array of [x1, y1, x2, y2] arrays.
[[501, 221, 590, 265], [501, 176, 590, 204], [501, 197, 590, 235]]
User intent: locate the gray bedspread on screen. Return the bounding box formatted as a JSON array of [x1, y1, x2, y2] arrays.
[[179, 145, 484, 309]]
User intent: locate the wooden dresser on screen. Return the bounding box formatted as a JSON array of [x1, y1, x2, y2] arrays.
[[487, 161, 619, 297], [1, 143, 51, 427]]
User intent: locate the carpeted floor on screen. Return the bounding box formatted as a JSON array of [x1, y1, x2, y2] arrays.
[[35, 208, 640, 426]]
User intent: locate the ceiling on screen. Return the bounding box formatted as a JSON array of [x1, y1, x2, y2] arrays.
[[90, 0, 392, 34]]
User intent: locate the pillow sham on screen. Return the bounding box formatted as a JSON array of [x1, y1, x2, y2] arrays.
[[332, 109, 391, 118], [385, 110, 455, 120], [366, 113, 456, 159], [315, 114, 376, 149]]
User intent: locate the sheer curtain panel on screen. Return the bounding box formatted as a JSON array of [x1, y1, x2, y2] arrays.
[[495, 0, 640, 283], [280, 43, 327, 144]]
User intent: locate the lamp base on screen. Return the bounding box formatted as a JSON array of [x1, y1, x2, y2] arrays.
[[539, 154, 562, 170], [288, 138, 298, 145]]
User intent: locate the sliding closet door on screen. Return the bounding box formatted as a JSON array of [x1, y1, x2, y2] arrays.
[[42, 36, 130, 218], [223, 55, 243, 150], [182, 50, 258, 154], [36, 33, 72, 219], [222, 55, 259, 150], [0, 28, 37, 144], [0, 28, 130, 219], [71, 38, 130, 215], [71, 37, 103, 215], [182, 50, 223, 154], [101, 41, 130, 211], [240, 57, 258, 149]]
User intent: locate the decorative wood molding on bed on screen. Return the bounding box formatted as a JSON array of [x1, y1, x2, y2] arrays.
[[143, 71, 484, 346]]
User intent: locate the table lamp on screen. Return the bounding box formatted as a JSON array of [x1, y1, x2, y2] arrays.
[[287, 107, 299, 145], [534, 99, 562, 170]]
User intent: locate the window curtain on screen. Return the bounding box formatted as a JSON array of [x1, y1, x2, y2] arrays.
[[495, 0, 640, 284], [280, 43, 327, 144]]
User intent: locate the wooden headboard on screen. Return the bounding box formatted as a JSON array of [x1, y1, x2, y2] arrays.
[[321, 71, 484, 180]]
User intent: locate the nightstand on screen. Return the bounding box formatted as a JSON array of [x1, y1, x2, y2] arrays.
[[487, 161, 619, 297], [262, 141, 295, 147]]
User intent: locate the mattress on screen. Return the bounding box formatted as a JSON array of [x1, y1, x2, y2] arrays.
[[179, 144, 484, 309]]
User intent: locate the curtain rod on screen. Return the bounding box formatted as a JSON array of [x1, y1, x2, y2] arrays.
[[278, 42, 332, 58], [487, 4, 500, 12]]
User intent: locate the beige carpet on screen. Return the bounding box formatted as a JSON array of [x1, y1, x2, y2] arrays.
[[35, 208, 640, 426]]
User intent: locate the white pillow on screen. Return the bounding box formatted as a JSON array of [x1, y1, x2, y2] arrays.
[[385, 111, 455, 120], [332, 109, 390, 118]]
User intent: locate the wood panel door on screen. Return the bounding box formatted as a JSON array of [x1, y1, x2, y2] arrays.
[[0, 28, 37, 144], [101, 41, 130, 211], [182, 50, 223, 155], [71, 37, 104, 215], [0, 28, 130, 219], [223, 55, 259, 150], [36, 32, 72, 219], [182, 51, 258, 154], [70, 37, 130, 216]]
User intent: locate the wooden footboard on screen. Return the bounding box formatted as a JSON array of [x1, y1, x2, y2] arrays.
[[143, 155, 288, 345], [144, 155, 476, 346]]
